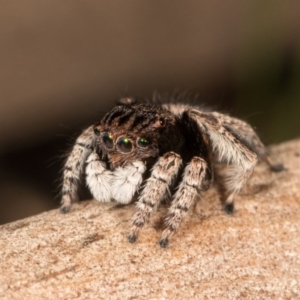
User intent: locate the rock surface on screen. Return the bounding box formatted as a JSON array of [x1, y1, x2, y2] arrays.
[[1, 139, 300, 299]]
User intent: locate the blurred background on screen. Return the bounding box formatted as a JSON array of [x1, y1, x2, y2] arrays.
[[0, 1, 300, 224]]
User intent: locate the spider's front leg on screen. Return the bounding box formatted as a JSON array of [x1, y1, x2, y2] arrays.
[[60, 126, 94, 213], [160, 157, 211, 248], [128, 152, 182, 243]]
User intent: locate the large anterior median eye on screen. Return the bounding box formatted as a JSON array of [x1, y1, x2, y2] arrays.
[[117, 137, 133, 153], [137, 137, 149, 148], [102, 132, 114, 149]]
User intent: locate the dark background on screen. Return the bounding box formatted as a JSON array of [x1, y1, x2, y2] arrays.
[[1, 1, 299, 224]]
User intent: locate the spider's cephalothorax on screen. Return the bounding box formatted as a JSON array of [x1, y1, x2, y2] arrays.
[[60, 97, 283, 248], [94, 103, 185, 169]]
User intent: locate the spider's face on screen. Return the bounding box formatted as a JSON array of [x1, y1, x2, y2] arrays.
[[94, 129, 157, 169], [93, 104, 176, 169]]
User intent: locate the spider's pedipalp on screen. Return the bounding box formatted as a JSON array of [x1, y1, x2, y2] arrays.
[[111, 161, 146, 204], [60, 126, 95, 213], [159, 157, 211, 247], [86, 152, 113, 202], [128, 152, 182, 243]]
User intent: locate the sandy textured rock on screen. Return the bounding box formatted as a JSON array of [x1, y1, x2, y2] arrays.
[[1, 139, 300, 299]]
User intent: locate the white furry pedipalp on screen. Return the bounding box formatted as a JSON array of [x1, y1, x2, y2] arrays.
[[111, 161, 146, 204], [86, 152, 113, 202]]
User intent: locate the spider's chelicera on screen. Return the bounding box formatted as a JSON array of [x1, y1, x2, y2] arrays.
[[60, 96, 283, 247]]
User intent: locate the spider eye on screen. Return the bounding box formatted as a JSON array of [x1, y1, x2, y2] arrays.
[[137, 138, 149, 148], [117, 137, 133, 153], [154, 117, 165, 128], [159, 118, 165, 127], [102, 132, 114, 149]]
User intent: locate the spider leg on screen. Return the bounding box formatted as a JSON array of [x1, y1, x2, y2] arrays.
[[111, 161, 146, 204], [188, 109, 259, 214], [159, 157, 211, 248], [60, 126, 94, 213], [217, 164, 255, 214], [264, 157, 284, 172], [128, 152, 182, 243], [85, 152, 113, 203], [211, 112, 284, 172]]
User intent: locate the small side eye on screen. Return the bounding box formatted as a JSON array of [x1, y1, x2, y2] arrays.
[[117, 137, 133, 153], [159, 118, 165, 127], [117, 97, 136, 106], [102, 132, 114, 149], [153, 118, 165, 128], [137, 138, 150, 148], [94, 127, 100, 136]]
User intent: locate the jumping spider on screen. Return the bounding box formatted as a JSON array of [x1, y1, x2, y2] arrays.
[[60, 96, 283, 248]]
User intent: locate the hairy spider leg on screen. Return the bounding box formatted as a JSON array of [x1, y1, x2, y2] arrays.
[[211, 112, 284, 172], [188, 110, 258, 214], [60, 126, 94, 213], [128, 152, 182, 243], [160, 157, 211, 248]]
